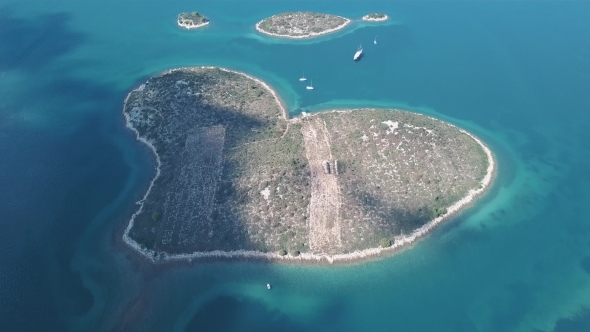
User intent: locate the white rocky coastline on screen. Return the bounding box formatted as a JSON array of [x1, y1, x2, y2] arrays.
[[177, 20, 209, 30], [121, 85, 163, 260], [362, 14, 389, 22], [121, 67, 496, 265]]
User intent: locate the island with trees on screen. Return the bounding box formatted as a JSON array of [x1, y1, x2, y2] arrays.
[[362, 13, 389, 22], [255, 12, 351, 39], [122, 67, 495, 264], [177, 12, 209, 29]]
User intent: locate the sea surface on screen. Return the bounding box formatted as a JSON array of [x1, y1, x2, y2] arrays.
[[1, 1, 590, 331]]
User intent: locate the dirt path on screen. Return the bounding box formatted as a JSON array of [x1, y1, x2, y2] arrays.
[[302, 118, 342, 253]]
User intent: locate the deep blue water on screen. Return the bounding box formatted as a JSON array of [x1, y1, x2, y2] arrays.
[[1, 1, 590, 331]]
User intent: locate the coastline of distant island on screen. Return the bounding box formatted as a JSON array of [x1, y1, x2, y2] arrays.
[[177, 12, 209, 29], [121, 67, 495, 265], [255, 12, 351, 39], [362, 13, 389, 22]]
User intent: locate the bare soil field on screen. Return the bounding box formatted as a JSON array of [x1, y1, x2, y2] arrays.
[[302, 118, 342, 254]]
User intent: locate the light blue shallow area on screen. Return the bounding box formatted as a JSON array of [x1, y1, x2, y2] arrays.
[[1, 1, 590, 331]]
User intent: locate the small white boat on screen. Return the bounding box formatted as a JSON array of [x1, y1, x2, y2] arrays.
[[267, 283, 272, 290], [354, 44, 363, 61], [306, 79, 314, 90], [299, 71, 307, 82], [374, 36, 377, 45]]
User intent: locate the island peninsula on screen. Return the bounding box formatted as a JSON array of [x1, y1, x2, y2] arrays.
[[177, 12, 209, 29], [362, 13, 389, 22], [122, 67, 495, 264], [255, 12, 351, 39]]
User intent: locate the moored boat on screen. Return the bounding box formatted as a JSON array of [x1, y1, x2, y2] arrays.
[[354, 44, 363, 61], [299, 71, 307, 81]]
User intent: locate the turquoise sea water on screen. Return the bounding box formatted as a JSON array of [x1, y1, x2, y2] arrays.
[[1, 1, 590, 331]]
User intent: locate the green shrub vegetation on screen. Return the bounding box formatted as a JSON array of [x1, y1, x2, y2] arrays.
[[379, 238, 392, 248], [178, 12, 209, 24]]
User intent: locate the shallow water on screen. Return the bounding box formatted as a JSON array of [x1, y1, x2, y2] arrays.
[[1, 1, 590, 331]]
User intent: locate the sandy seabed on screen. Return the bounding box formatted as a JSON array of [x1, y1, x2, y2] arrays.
[[122, 66, 496, 265]]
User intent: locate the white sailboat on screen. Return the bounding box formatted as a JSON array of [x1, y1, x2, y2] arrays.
[[306, 79, 314, 90], [354, 44, 363, 61], [374, 36, 377, 45], [267, 283, 272, 290], [299, 71, 307, 81]]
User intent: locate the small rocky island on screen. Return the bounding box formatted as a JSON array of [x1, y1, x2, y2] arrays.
[[362, 13, 389, 22], [122, 67, 494, 264], [256, 12, 351, 39], [177, 12, 209, 29]]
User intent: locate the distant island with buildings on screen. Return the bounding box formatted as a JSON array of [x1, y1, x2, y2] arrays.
[[177, 12, 209, 29], [121, 67, 495, 264], [254, 12, 391, 39], [255, 12, 351, 39]]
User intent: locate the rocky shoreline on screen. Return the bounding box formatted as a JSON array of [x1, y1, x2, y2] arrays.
[[362, 13, 389, 22], [177, 12, 209, 30], [178, 21, 209, 29]]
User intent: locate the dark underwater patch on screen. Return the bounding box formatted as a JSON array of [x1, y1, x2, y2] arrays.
[[184, 295, 305, 332], [580, 256, 590, 274], [552, 308, 590, 332], [0, 8, 84, 72]]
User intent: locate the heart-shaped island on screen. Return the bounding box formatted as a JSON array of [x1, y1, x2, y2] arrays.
[[122, 67, 494, 264]]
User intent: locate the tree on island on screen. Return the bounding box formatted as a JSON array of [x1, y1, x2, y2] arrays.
[[151, 212, 160, 222], [379, 238, 392, 248], [431, 206, 448, 218]]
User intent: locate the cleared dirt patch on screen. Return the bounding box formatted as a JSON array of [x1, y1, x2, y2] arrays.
[[302, 118, 342, 254], [157, 125, 225, 251]]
